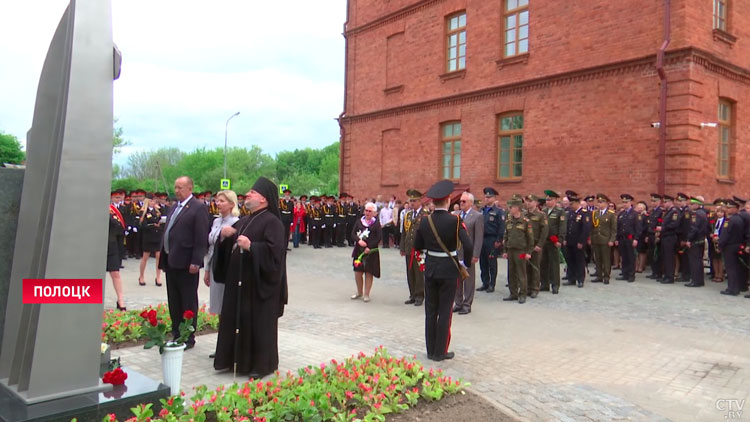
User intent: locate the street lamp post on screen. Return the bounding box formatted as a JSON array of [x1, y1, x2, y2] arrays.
[[224, 111, 240, 180]]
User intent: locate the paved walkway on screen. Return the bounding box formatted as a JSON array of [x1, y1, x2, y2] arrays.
[[108, 246, 750, 422]]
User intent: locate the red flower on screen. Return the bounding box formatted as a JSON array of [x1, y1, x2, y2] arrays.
[[139, 310, 149, 319], [627, 234, 633, 240], [102, 367, 128, 385], [657, 218, 663, 223], [519, 253, 528, 259], [419, 263, 425, 272], [549, 235, 559, 244], [148, 315, 158, 326], [183, 310, 195, 320]]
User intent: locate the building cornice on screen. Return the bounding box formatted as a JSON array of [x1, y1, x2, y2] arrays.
[[339, 47, 750, 125], [345, 0, 444, 37]]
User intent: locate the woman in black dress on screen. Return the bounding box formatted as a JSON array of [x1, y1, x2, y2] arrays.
[[138, 197, 164, 286], [107, 204, 126, 310], [350, 202, 382, 302]]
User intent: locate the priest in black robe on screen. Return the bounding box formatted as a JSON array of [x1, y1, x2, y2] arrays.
[[213, 176, 288, 379]]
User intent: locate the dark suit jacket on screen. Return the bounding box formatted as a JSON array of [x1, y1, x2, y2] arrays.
[[414, 209, 473, 279], [159, 196, 210, 270]]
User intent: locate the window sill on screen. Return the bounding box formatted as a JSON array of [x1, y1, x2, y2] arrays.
[[496, 53, 529, 70], [717, 177, 735, 185], [713, 29, 737, 46], [494, 178, 523, 184], [383, 85, 404, 95], [439, 69, 466, 82]]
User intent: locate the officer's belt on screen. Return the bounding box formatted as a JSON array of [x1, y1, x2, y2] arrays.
[[281, 211, 292, 214], [313, 218, 322, 221], [325, 214, 334, 217], [426, 250, 457, 257]]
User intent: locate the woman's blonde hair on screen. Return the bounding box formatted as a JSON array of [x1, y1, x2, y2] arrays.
[[215, 190, 240, 217]]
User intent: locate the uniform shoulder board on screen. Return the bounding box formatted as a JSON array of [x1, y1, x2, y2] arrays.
[[637, 215, 642, 220], [608, 210, 615, 214]]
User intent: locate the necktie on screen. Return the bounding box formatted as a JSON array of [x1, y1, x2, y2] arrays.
[[164, 202, 184, 251], [461, 211, 465, 219]]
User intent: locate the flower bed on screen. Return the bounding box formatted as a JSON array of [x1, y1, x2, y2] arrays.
[[101, 347, 467, 422], [102, 303, 218, 348]]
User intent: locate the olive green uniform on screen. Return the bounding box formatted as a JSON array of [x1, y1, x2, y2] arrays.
[[505, 214, 534, 299], [591, 209, 617, 282], [525, 209, 548, 294], [541, 206, 566, 291]]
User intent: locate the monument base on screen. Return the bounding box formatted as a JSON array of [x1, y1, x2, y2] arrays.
[[0, 367, 170, 422]]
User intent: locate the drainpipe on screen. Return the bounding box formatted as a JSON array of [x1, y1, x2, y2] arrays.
[[337, 0, 351, 195], [656, 0, 671, 195]]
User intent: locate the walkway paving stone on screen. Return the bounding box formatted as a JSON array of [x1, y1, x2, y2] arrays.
[[107, 246, 750, 421]]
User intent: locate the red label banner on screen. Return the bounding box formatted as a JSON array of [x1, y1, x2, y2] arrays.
[[22, 279, 103, 304]]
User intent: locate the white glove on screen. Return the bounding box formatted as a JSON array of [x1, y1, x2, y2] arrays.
[[132, 227, 138, 233], [321, 224, 326, 228]]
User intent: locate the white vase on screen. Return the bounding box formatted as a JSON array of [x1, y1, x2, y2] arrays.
[[161, 342, 186, 396]]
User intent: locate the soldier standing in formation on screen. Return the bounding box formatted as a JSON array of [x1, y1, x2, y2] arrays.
[[309, 196, 323, 249], [414, 180, 472, 361], [400, 189, 428, 306], [685, 196, 709, 287], [524, 194, 548, 298], [335, 195, 348, 247], [616, 194, 641, 283], [564, 193, 591, 288], [477, 187, 505, 293], [541, 190, 565, 294], [502, 198, 533, 303], [591, 194, 617, 284], [279, 188, 294, 251], [719, 200, 744, 296], [322, 196, 335, 248], [646, 194, 664, 280], [658, 195, 679, 284]]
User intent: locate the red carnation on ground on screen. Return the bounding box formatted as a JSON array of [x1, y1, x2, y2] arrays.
[[183, 310, 195, 320]]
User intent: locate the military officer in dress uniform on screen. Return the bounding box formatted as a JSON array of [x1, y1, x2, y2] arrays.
[[646, 194, 664, 280], [401, 189, 428, 306], [524, 194, 548, 298], [685, 196, 709, 287], [334, 194, 348, 247], [616, 194, 641, 283], [541, 190, 566, 294], [278, 188, 294, 250], [322, 196, 335, 248], [478, 187, 505, 293], [674, 192, 692, 282], [309, 196, 323, 249], [659, 195, 680, 283], [414, 180, 472, 361], [345, 194, 359, 247], [591, 194, 617, 284], [719, 200, 745, 296], [502, 199, 533, 303], [564, 193, 591, 287]]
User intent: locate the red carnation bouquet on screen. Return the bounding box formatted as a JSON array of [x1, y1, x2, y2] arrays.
[[139, 308, 195, 354], [102, 367, 127, 385], [549, 235, 559, 244]]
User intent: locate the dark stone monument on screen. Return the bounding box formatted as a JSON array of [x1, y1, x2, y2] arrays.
[[0, 168, 24, 348]]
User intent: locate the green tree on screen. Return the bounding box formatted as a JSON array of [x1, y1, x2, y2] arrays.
[[0, 131, 25, 165], [112, 118, 130, 155]]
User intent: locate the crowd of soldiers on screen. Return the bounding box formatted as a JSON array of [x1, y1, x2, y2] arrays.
[[111, 186, 750, 303]]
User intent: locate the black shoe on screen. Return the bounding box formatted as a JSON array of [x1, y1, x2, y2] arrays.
[[660, 279, 675, 284], [685, 282, 704, 287], [433, 352, 455, 361], [476, 285, 488, 292], [286, 248, 292, 251], [563, 281, 576, 286], [502, 296, 517, 301], [414, 298, 424, 306], [603, 279, 610, 284], [458, 308, 470, 315], [248, 371, 270, 380], [720, 290, 739, 296], [404, 298, 416, 304], [646, 274, 659, 279], [562, 276, 568, 280], [591, 279, 603, 283], [577, 281, 583, 288], [616, 276, 628, 281], [551, 287, 559, 294], [518, 297, 526, 304], [627, 278, 635, 283], [452, 306, 461, 313], [185, 343, 195, 350], [116, 303, 127, 311], [486, 287, 495, 293], [529, 291, 538, 298], [744, 294, 750, 298], [209, 353, 216, 358]]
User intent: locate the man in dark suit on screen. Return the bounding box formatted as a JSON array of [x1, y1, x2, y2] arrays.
[[414, 180, 473, 362], [159, 176, 210, 348]]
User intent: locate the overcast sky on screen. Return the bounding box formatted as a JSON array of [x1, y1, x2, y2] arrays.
[[0, 0, 346, 165]]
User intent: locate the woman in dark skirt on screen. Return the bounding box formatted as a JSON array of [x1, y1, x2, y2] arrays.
[[138, 197, 165, 286], [107, 204, 126, 310], [350, 202, 382, 302]]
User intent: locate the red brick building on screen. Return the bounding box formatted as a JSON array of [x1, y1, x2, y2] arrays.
[[338, 0, 749, 202]]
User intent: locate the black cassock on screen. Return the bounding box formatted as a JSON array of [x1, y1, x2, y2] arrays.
[[213, 209, 288, 376]]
